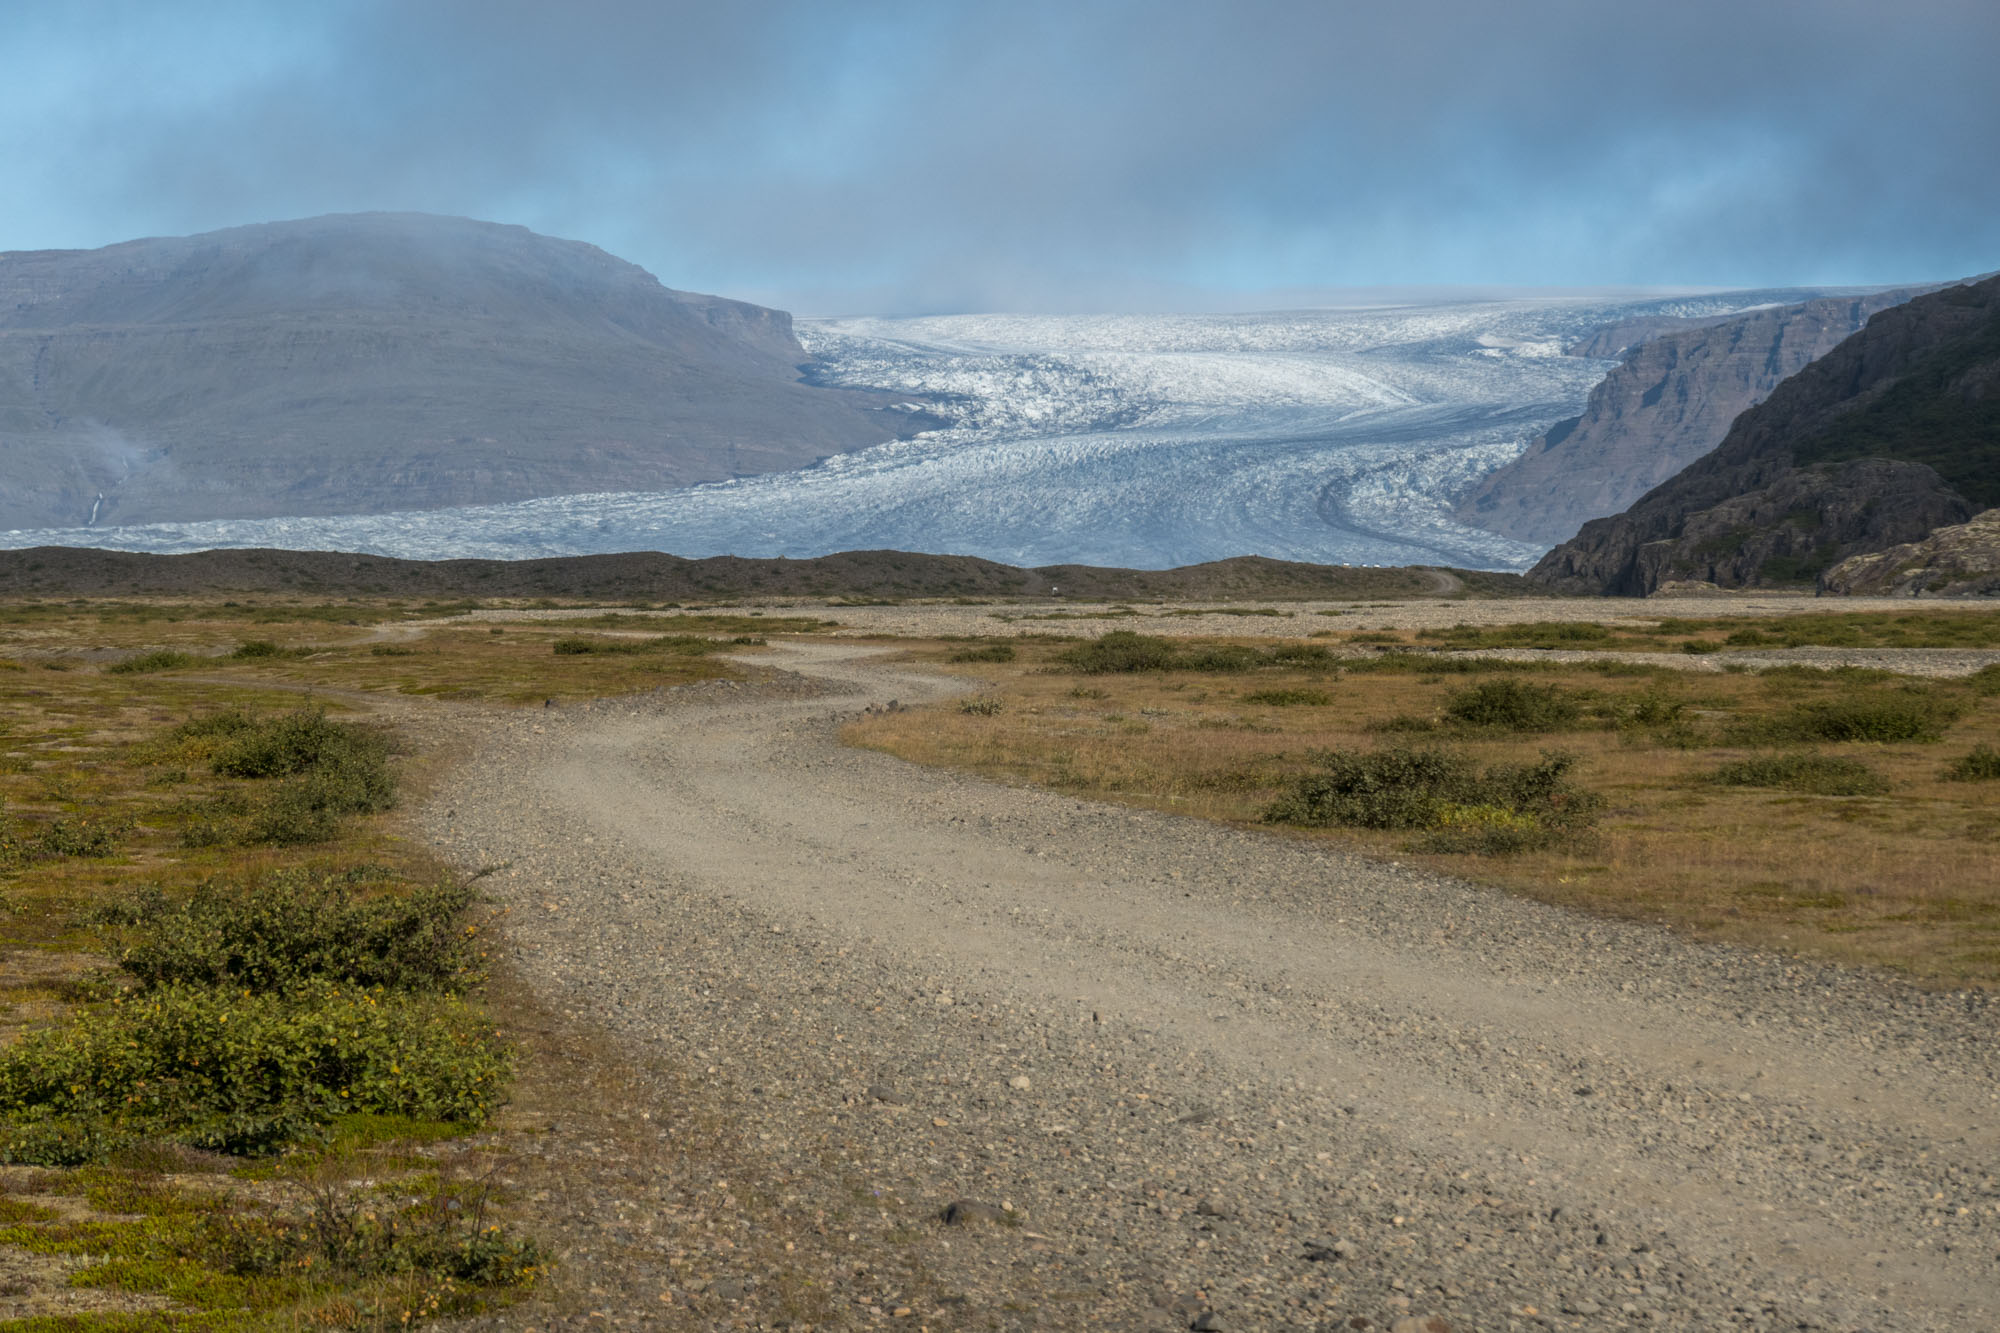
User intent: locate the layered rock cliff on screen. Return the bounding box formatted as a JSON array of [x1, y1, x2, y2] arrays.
[[1527, 274, 2000, 596], [0, 214, 932, 529], [1457, 288, 1925, 548]]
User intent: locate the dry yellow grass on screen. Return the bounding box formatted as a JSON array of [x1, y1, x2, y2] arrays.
[[847, 637, 2000, 986]]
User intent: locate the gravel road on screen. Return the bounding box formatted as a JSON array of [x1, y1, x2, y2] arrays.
[[421, 642, 2000, 1332]]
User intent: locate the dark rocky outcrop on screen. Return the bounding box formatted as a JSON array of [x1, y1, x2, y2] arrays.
[[1820, 508, 2000, 597], [1458, 288, 1928, 548], [1528, 274, 2000, 596], [0, 214, 935, 529]]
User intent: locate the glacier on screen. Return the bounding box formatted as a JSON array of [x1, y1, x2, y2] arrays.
[[0, 294, 1777, 570]]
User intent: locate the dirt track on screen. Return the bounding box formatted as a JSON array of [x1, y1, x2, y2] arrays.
[[424, 642, 2000, 1331]]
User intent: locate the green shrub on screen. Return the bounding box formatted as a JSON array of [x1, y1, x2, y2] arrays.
[[230, 639, 291, 659], [1266, 643, 1337, 668], [1342, 653, 1538, 675], [959, 697, 1004, 715], [107, 649, 198, 674], [1945, 744, 2000, 782], [117, 872, 480, 993], [1243, 688, 1333, 707], [1176, 644, 1264, 673], [1444, 678, 1583, 732], [1615, 689, 1687, 728], [1970, 664, 2000, 697], [1707, 752, 1891, 796], [209, 709, 389, 782], [1741, 688, 1963, 744], [0, 812, 128, 867], [1264, 746, 1480, 829], [1059, 630, 1181, 673], [949, 642, 1016, 663], [1265, 746, 1599, 851], [370, 643, 417, 657], [0, 981, 509, 1160], [552, 633, 726, 657]]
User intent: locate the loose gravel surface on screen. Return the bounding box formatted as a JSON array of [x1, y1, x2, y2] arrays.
[[421, 641, 2000, 1332]]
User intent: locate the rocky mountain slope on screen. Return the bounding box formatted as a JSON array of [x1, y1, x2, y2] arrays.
[[1529, 274, 2000, 595], [1820, 507, 2000, 597], [1457, 287, 1926, 547], [0, 214, 931, 529]]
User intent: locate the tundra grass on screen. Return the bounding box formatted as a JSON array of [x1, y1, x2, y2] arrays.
[[0, 603, 580, 1328], [847, 634, 2000, 987], [1368, 608, 2000, 654]]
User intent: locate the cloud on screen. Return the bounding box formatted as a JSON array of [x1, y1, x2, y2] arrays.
[[3, 0, 1996, 311]]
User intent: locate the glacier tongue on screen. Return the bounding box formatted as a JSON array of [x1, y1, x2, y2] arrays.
[[0, 296, 1762, 569]]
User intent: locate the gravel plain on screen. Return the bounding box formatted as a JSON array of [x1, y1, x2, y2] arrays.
[[414, 614, 2000, 1333]]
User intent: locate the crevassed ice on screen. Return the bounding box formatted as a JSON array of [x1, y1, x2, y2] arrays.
[[0, 295, 1759, 570]]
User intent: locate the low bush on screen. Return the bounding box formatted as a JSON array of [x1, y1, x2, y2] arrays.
[[371, 643, 418, 657], [1060, 630, 1180, 673], [0, 811, 127, 867], [1707, 752, 1892, 796], [1614, 689, 1687, 728], [949, 642, 1016, 663], [229, 639, 313, 660], [217, 1177, 543, 1292], [1739, 688, 1963, 744], [116, 872, 480, 993], [209, 709, 389, 783], [959, 697, 1004, 715], [552, 634, 727, 657], [1264, 745, 1599, 852], [1243, 688, 1333, 707], [1059, 631, 1346, 675], [1341, 652, 1538, 675], [1945, 744, 2000, 782], [108, 649, 198, 674], [1970, 664, 2000, 697], [247, 767, 395, 846], [1176, 644, 1264, 673], [1443, 678, 1583, 732], [0, 980, 508, 1161], [1265, 746, 1480, 829], [1266, 643, 1337, 668]]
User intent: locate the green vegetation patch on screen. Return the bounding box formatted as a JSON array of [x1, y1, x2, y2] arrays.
[[0, 979, 507, 1162], [1945, 744, 2000, 782], [1735, 686, 1964, 744], [1707, 752, 1893, 796], [1443, 678, 1584, 732], [107, 650, 201, 675], [550, 633, 736, 656], [112, 871, 481, 993], [151, 709, 397, 848], [1264, 745, 1601, 853], [1242, 688, 1334, 707], [948, 642, 1017, 663], [1058, 630, 1336, 675], [1416, 621, 1618, 650]]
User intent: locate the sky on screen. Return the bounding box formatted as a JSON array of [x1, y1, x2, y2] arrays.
[[4, 0, 1997, 314]]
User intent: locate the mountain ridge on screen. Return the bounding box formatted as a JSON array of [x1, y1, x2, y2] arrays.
[[1456, 286, 1930, 548], [0, 213, 934, 529], [1528, 273, 2000, 595]]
